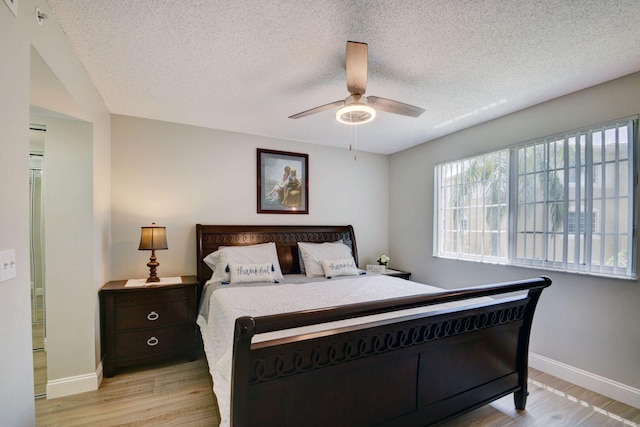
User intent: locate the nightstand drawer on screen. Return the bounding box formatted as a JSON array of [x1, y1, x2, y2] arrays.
[[115, 300, 189, 330], [115, 324, 188, 357]]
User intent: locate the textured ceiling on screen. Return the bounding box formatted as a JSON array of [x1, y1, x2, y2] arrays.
[[46, 0, 640, 154]]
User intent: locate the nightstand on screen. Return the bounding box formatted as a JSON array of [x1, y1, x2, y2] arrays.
[[382, 269, 411, 280], [99, 276, 199, 377]]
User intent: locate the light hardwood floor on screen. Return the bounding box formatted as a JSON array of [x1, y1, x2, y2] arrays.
[[32, 295, 47, 398], [36, 358, 219, 426], [33, 349, 47, 398], [35, 359, 639, 427]]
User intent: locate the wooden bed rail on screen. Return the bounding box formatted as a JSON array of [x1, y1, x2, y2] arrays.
[[236, 276, 551, 337], [230, 276, 552, 426]]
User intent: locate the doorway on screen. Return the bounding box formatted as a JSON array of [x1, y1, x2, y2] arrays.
[[30, 44, 101, 401], [30, 125, 47, 399]]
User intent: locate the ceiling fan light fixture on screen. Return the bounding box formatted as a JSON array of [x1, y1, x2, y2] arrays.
[[336, 103, 376, 125]]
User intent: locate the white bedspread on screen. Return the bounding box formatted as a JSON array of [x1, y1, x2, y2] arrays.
[[197, 274, 478, 427]]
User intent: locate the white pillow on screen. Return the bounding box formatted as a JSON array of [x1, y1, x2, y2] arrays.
[[298, 239, 344, 274], [297, 241, 353, 277], [227, 262, 276, 284], [203, 242, 284, 282], [203, 250, 225, 282], [321, 257, 359, 278]]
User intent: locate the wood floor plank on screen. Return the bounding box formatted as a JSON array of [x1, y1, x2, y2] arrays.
[[33, 350, 47, 397], [437, 400, 518, 426], [36, 359, 219, 427], [516, 379, 613, 426], [579, 398, 640, 427], [32, 297, 47, 399]]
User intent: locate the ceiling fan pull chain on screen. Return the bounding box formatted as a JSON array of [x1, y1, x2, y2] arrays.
[[354, 125, 358, 161], [349, 123, 353, 151]]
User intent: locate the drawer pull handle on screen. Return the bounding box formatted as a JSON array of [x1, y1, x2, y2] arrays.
[[147, 336, 159, 347], [147, 311, 159, 321]]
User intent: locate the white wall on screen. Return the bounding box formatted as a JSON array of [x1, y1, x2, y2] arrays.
[[111, 115, 389, 280], [0, 0, 111, 422], [389, 72, 640, 406]]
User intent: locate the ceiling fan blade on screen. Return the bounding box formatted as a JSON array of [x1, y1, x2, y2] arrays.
[[367, 96, 425, 118], [346, 41, 368, 95], [288, 100, 344, 119]]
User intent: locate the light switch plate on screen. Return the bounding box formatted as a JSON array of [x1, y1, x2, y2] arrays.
[[0, 250, 17, 282]]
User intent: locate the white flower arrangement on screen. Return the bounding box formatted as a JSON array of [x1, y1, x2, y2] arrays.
[[377, 254, 390, 266]]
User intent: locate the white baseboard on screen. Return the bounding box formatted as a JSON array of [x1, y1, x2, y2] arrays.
[[530, 352, 640, 410], [46, 362, 104, 399], [96, 361, 103, 388]]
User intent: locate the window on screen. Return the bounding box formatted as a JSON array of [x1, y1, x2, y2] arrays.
[[567, 211, 597, 234], [435, 117, 637, 278], [436, 150, 509, 262]]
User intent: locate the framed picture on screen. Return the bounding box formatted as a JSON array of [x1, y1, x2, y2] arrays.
[[257, 148, 308, 214]]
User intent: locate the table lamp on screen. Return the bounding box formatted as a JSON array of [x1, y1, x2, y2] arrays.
[[138, 222, 168, 282]]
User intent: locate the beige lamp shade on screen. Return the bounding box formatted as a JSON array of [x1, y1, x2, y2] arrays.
[[138, 223, 168, 282], [138, 223, 168, 250]]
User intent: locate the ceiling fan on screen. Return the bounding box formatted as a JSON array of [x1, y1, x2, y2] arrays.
[[289, 41, 425, 125]]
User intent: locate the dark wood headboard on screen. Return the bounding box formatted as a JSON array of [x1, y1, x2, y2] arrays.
[[195, 224, 358, 284]]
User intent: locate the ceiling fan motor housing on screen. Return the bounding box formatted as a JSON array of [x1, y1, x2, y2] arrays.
[[336, 94, 376, 125]]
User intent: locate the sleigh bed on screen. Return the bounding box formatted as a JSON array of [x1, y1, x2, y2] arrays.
[[195, 224, 551, 427]]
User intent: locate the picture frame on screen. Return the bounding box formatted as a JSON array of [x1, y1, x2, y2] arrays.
[[257, 148, 308, 214]]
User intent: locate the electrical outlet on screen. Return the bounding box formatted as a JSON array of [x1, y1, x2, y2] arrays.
[[0, 250, 17, 282]]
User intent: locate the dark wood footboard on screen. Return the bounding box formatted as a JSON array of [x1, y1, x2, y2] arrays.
[[230, 276, 551, 427]]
